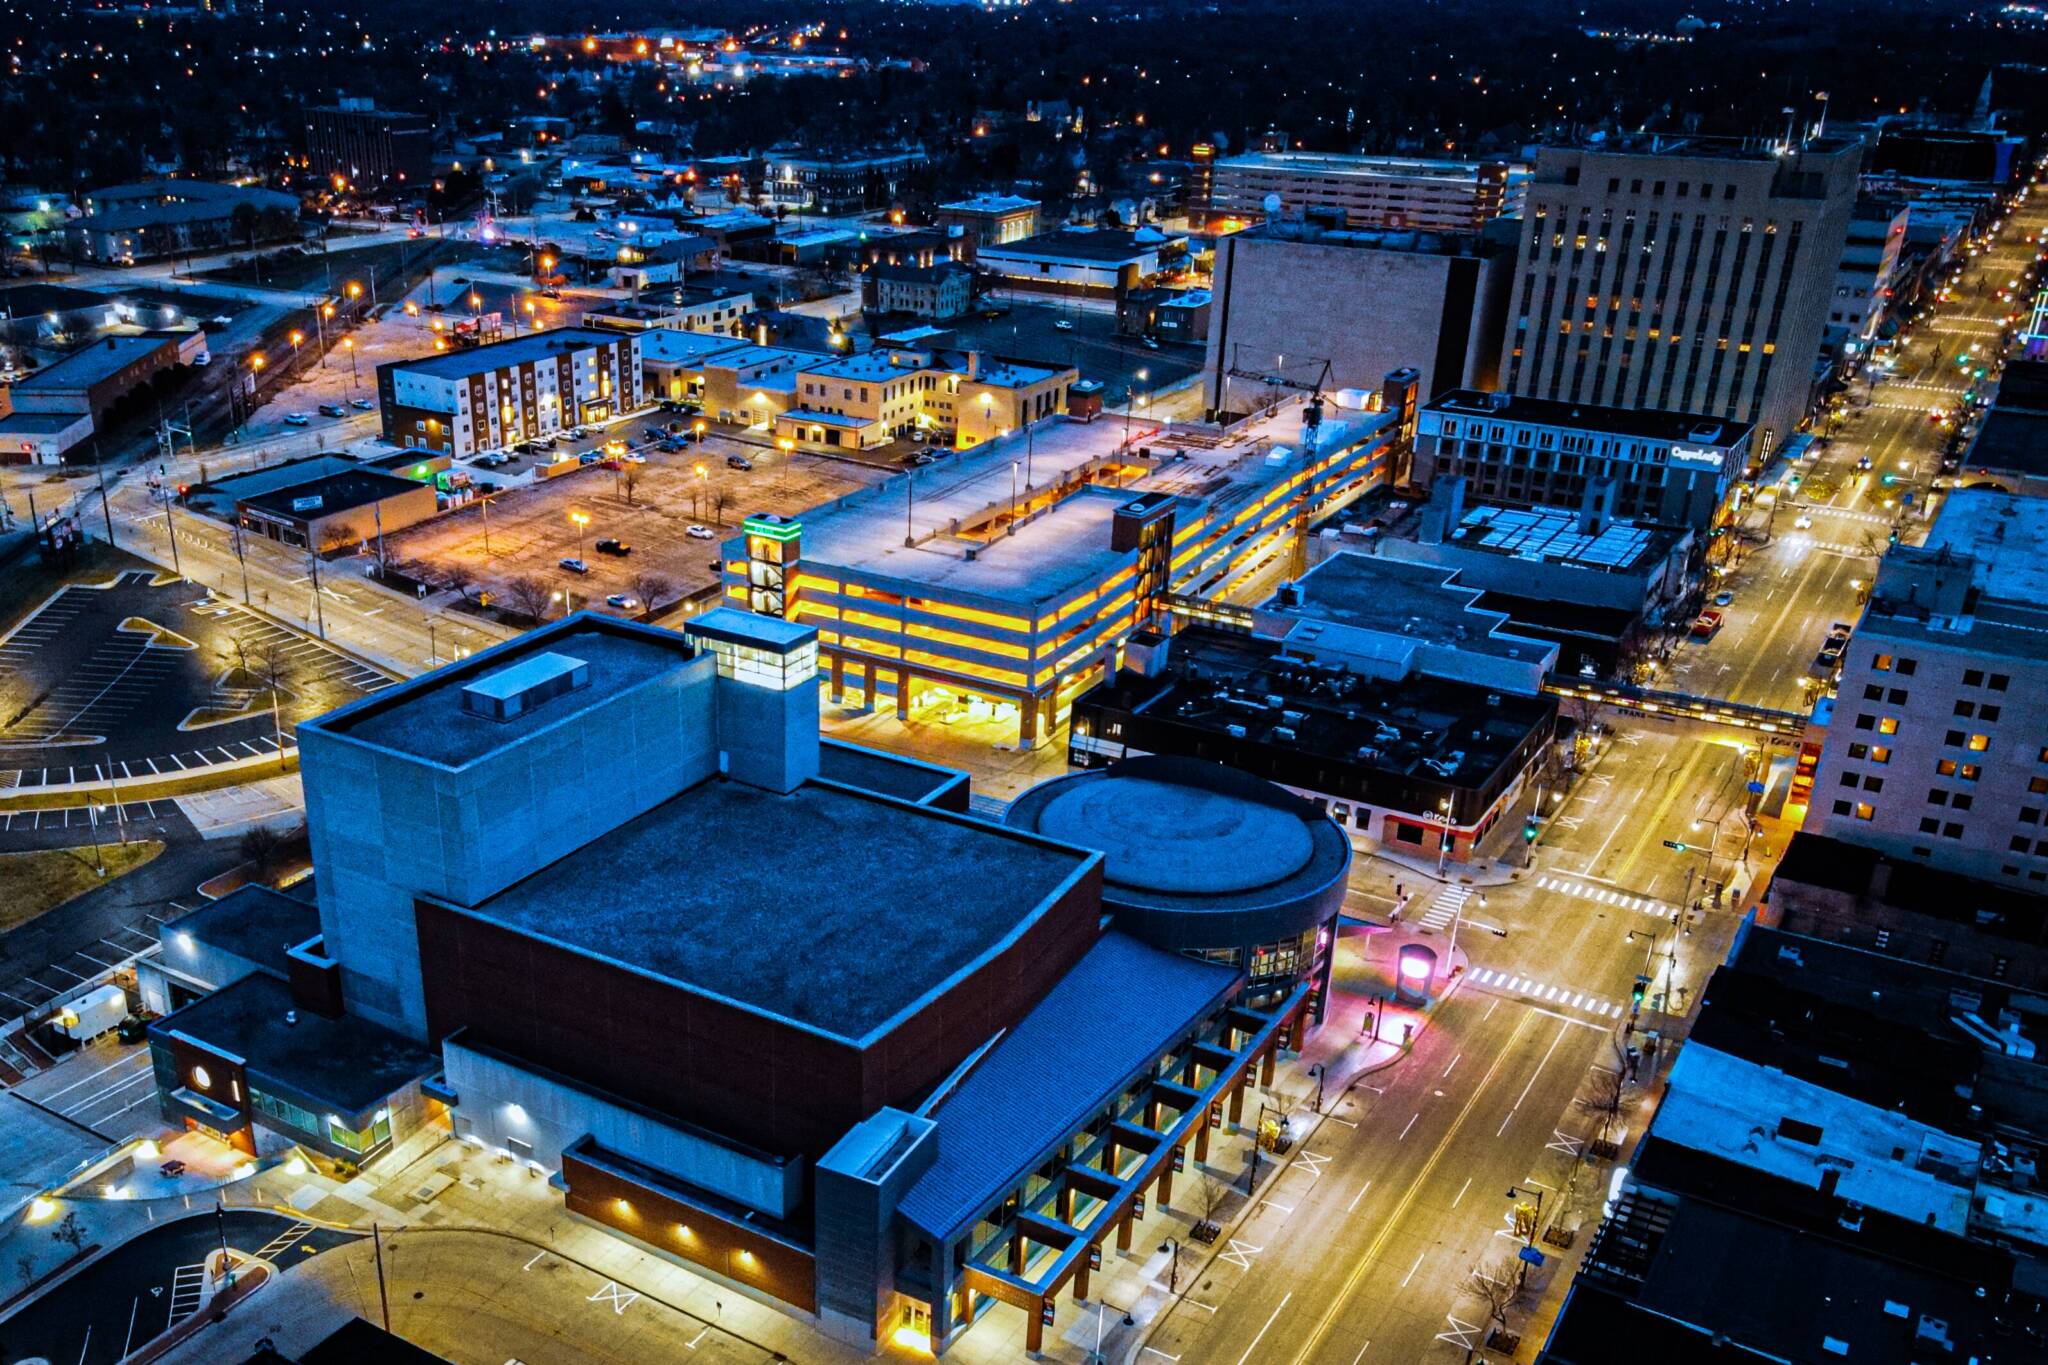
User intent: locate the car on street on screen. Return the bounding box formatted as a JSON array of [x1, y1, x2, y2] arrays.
[[579, 451, 601, 465], [319, 403, 346, 417], [726, 455, 753, 470], [1142, 336, 1160, 350], [1856, 455, 1874, 470], [283, 413, 311, 426], [351, 397, 374, 410], [686, 524, 716, 540], [607, 594, 640, 610], [596, 538, 631, 556], [1794, 514, 1813, 529], [1053, 319, 1075, 331], [910, 452, 938, 466], [559, 557, 589, 573], [1690, 609, 1725, 640]]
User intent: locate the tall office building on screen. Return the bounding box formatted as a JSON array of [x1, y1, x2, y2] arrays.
[[1807, 490, 2048, 885], [1502, 138, 1862, 459], [305, 99, 433, 188]]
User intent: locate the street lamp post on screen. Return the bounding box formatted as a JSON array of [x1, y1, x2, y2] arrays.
[[288, 329, 304, 377], [569, 509, 590, 562], [1306, 1061, 1326, 1114], [343, 336, 358, 388], [1435, 797, 1455, 876], [1157, 1239, 1181, 1296]]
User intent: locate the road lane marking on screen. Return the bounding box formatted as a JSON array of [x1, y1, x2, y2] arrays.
[[1498, 1019, 1574, 1137], [1236, 1292, 1292, 1365], [1398, 1113, 1418, 1140], [1442, 1053, 1461, 1078], [1290, 1011, 1537, 1364], [1399, 1252, 1425, 1289], [1346, 1180, 1372, 1214], [1451, 1176, 1472, 1208]]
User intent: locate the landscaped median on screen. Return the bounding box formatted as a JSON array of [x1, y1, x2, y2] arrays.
[[0, 752, 298, 814], [0, 840, 164, 932]]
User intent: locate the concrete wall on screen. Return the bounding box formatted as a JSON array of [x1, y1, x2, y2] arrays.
[[814, 1108, 939, 1347], [300, 652, 719, 1038], [443, 1037, 805, 1215], [1203, 231, 1509, 415]]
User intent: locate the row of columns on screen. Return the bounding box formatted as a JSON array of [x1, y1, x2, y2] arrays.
[[823, 650, 1054, 750], [1017, 1000, 1305, 1354]]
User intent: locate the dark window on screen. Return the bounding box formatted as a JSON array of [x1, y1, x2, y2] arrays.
[[1944, 823, 1964, 838], [1991, 673, 2010, 691], [1946, 730, 1966, 747], [1921, 817, 1941, 833], [1964, 669, 1984, 686], [1955, 701, 1976, 718], [1833, 800, 1852, 816], [1983, 706, 2001, 722], [1848, 743, 1869, 760], [1897, 659, 1917, 676], [1888, 689, 1909, 704], [1855, 714, 1875, 731]]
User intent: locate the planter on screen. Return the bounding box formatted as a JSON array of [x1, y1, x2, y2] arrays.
[[1190, 1221, 1222, 1245], [1486, 1330, 1522, 1353], [1541, 1225, 1577, 1250], [1589, 1138, 1622, 1161]]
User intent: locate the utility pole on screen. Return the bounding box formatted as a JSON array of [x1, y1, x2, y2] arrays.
[[159, 486, 183, 579], [306, 549, 327, 638], [229, 519, 251, 604], [373, 1223, 391, 1331], [216, 1200, 235, 1290], [93, 442, 115, 547]]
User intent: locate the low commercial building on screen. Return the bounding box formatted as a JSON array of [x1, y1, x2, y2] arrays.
[[1954, 357, 2048, 493], [1203, 217, 1513, 416], [1414, 389, 1754, 530], [931, 194, 1042, 248], [140, 885, 320, 1019], [727, 402, 1400, 745], [141, 611, 1324, 1355], [236, 467, 439, 554], [68, 181, 302, 264], [1205, 152, 1530, 233], [976, 227, 1184, 299], [603, 234, 720, 289], [1354, 476, 1694, 677], [778, 344, 1075, 452], [375, 327, 645, 456], [2, 330, 205, 462], [867, 262, 974, 320], [1119, 286, 1210, 343], [1765, 830, 2048, 994], [634, 330, 820, 428], [1071, 553, 1558, 867], [584, 283, 754, 336]]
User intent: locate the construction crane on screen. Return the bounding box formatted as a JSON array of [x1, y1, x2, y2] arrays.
[[1223, 346, 1335, 582]]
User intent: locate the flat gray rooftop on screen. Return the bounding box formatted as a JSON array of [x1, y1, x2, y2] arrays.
[[17, 334, 176, 390], [468, 777, 1091, 1040], [389, 327, 623, 380], [1289, 554, 1553, 663], [315, 618, 693, 768]]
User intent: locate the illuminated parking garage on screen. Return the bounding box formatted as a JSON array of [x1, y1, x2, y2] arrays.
[[723, 395, 1400, 746]]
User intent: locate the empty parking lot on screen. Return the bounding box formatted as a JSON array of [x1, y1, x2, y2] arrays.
[[0, 570, 394, 791]]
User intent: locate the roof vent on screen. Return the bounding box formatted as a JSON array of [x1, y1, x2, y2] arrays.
[[462, 651, 590, 721]]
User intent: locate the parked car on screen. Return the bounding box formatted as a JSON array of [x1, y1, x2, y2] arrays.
[[1793, 515, 1813, 529], [910, 452, 938, 466], [621, 452, 647, 464], [533, 437, 558, 452], [319, 403, 346, 417], [726, 455, 753, 471], [351, 397, 374, 411], [1142, 336, 1161, 350], [596, 538, 631, 557], [282, 413, 311, 426], [1690, 609, 1725, 640], [1053, 319, 1075, 331], [644, 427, 667, 441], [559, 557, 589, 573], [1713, 590, 1734, 607], [686, 524, 716, 540], [607, 594, 640, 610]]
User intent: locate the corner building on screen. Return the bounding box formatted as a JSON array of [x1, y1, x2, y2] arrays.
[[146, 610, 1323, 1355]]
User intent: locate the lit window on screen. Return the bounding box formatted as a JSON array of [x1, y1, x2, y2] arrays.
[[1877, 717, 1899, 735], [1968, 734, 1990, 752]]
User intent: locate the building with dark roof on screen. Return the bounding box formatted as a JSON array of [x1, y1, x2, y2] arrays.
[[305, 101, 434, 190], [1068, 552, 1559, 869], [975, 227, 1184, 298], [1955, 357, 2048, 494], [147, 608, 1314, 1355], [866, 261, 974, 320], [236, 467, 438, 555], [68, 180, 302, 264], [1541, 922, 2048, 1363]]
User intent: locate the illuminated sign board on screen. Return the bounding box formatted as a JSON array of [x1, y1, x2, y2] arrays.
[[1668, 444, 1726, 468]]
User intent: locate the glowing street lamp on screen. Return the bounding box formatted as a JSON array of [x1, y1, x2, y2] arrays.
[[569, 509, 590, 562], [342, 336, 358, 387]]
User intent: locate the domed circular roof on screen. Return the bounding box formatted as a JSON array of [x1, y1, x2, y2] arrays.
[[1035, 775, 1315, 894]]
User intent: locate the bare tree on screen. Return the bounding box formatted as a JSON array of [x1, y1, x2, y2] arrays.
[[248, 637, 296, 758], [628, 571, 675, 613], [442, 563, 477, 603], [1191, 1172, 1231, 1241], [1467, 1257, 1527, 1343], [17, 1252, 36, 1288], [712, 488, 735, 526], [503, 574, 553, 623], [621, 464, 641, 506], [1577, 1037, 1634, 1151], [53, 1212, 86, 1252]]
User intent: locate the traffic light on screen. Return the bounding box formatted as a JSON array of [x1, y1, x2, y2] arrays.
[[1524, 818, 1540, 843], [1631, 976, 1650, 1008]]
